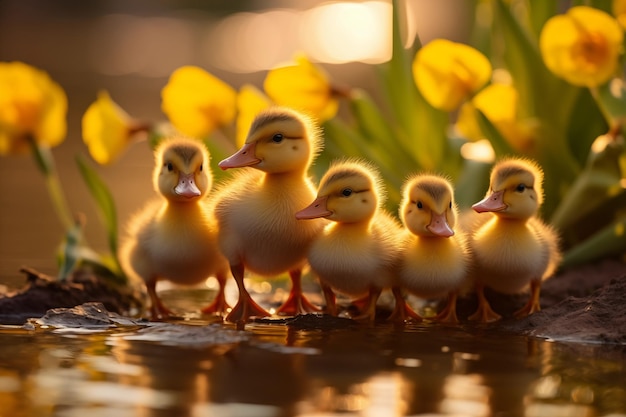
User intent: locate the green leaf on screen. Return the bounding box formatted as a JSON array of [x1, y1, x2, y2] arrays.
[[56, 220, 83, 281], [348, 89, 417, 175], [454, 157, 492, 209], [561, 217, 626, 269], [595, 81, 626, 128], [550, 136, 624, 231], [493, 0, 578, 131], [566, 88, 609, 166], [76, 155, 123, 277], [475, 109, 516, 157], [377, 0, 450, 172], [526, 0, 558, 41]]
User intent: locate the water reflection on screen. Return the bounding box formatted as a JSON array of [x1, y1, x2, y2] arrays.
[[0, 322, 625, 417]]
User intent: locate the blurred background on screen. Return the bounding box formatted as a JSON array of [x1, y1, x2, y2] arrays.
[[0, 0, 474, 288]]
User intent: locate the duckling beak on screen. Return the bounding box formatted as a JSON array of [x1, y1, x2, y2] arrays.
[[174, 173, 201, 198], [295, 196, 332, 220], [219, 142, 261, 170], [472, 190, 506, 213], [427, 212, 454, 237]]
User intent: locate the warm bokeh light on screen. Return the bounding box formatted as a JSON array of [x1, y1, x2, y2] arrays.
[[440, 374, 491, 416], [208, 1, 391, 73], [460, 139, 496, 163], [89, 14, 194, 77], [209, 9, 301, 73], [300, 1, 391, 64]]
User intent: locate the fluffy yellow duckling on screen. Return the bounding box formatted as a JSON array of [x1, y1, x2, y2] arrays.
[[393, 174, 470, 323], [296, 160, 403, 321], [119, 137, 231, 320], [468, 158, 561, 322], [214, 107, 326, 323]]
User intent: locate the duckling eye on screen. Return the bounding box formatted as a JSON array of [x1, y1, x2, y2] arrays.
[[449, 201, 452, 209], [272, 133, 283, 143], [341, 188, 353, 197], [199, 164, 203, 172], [515, 184, 526, 192], [166, 162, 174, 172], [416, 201, 423, 209]]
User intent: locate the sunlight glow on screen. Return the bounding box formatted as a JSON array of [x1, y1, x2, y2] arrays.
[[460, 139, 496, 163], [208, 2, 391, 73], [440, 374, 491, 417], [209, 10, 300, 73], [363, 372, 406, 417], [301, 1, 392, 64]]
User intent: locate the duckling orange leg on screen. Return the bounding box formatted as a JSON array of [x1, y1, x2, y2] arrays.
[[353, 287, 381, 322], [200, 274, 231, 315], [388, 287, 423, 322], [276, 269, 321, 315], [514, 279, 541, 318], [146, 278, 174, 320], [321, 282, 337, 315], [435, 291, 459, 324], [225, 264, 270, 323], [468, 283, 501, 323]]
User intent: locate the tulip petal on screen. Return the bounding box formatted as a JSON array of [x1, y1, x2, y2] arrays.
[[161, 66, 236, 138], [81, 91, 132, 165], [413, 39, 491, 112], [540, 6, 623, 87]]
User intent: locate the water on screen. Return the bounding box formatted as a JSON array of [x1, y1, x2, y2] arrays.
[[0, 316, 624, 417]]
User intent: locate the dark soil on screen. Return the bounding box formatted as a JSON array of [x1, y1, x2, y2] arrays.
[[1, 259, 625, 344], [0, 267, 143, 325], [457, 258, 626, 344]]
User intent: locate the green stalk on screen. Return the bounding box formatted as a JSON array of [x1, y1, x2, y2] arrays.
[[29, 137, 74, 230]]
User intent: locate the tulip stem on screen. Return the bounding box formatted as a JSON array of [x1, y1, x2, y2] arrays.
[[29, 136, 74, 231]]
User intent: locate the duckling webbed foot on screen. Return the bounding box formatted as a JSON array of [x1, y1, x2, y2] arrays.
[[434, 292, 459, 324], [277, 270, 320, 315], [514, 279, 541, 318], [201, 276, 231, 315], [201, 289, 231, 315], [225, 264, 270, 324], [388, 287, 423, 322], [146, 279, 176, 320], [468, 284, 501, 323]]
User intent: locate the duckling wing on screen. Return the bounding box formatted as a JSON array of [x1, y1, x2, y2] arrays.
[[528, 217, 562, 280]]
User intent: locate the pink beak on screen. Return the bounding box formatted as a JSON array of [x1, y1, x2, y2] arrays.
[[174, 173, 201, 198], [219, 142, 260, 170], [296, 196, 332, 220], [427, 212, 454, 237], [472, 190, 506, 213]]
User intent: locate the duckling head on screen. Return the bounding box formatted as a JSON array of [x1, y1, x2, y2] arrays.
[[400, 174, 456, 237], [219, 107, 322, 174], [472, 158, 544, 220], [153, 137, 211, 203], [296, 160, 383, 223]]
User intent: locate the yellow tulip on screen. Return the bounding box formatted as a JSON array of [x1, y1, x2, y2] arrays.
[[413, 39, 492, 112], [0, 62, 67, 155], [161, 66, 236, 138], [264, 54, 339, 121], [82, 91, 137, 165], [615, 0, 626, 29], [540, 6, 623, 87], [457, 83, 534, 152], [236, 85, 271, 147]]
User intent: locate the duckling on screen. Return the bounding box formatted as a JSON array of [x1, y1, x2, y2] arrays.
[[214, 107, 327, 323], [119, 137, 231, 320], [296, 160, 403, 321], [392, 174, 470, 323], [467, 158, 561, 322]]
